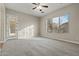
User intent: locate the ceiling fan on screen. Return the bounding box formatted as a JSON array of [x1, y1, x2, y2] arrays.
[[32, 3, 48, 13]]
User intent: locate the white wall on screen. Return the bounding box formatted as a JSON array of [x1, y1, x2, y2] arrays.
[[40, 4, 79, 44], [6, 8, 40, 39], [0, 4, 6, 41]]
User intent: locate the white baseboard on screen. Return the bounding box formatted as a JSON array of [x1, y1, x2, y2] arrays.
[[40, 36, 79, 45], [57, 38, 79, 45]]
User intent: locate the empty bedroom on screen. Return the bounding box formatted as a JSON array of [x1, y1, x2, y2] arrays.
[[0, 3, 79, 56]]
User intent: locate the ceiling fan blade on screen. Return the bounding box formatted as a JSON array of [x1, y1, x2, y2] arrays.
[[32, 7, 37, 10], [32, 3, 40, 5], [32, 3, 38, 5], [41, 11, 44, 13], [42, 5, 48, 8]]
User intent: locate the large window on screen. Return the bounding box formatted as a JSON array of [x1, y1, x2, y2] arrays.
[[59, 15, 69, 33], [47, 15, 69, 33], [53, 17, 60, 33]]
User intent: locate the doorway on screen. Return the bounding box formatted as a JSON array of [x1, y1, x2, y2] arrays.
[[7, 15, 18, 40]]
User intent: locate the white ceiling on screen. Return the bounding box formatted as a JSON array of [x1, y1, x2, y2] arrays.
[[5, 3, 71, 17]]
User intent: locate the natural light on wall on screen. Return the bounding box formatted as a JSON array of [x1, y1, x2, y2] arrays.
[[18, 25, 34, 39]]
